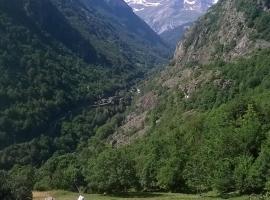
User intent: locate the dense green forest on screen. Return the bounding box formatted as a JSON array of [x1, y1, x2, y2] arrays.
[[0, 0, 168, 160], [5, 49, 270, 199], [0, 0, 168, 198], [21, 48, 269, 197], [2, 0, 270, 199]]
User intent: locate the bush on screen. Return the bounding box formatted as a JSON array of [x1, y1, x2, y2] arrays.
[[85, 148, 139, 193], [0, 169, 33, 200], [0, 171, 14, 200]]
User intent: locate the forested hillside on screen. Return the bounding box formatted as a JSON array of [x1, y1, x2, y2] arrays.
[[99, 0, 270, 195], [0, 0, 168, 150], [0, 0, 169, 198], [2, 0, 270, 199], [28, 0, 270, 197]]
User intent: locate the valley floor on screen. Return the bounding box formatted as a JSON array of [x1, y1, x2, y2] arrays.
[[33, 191, 254, 200]]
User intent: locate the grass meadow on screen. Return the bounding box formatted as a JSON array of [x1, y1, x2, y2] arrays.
[[33, 191, 257, 200]]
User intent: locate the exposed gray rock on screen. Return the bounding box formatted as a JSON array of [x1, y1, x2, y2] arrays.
[[173, 0, 269, 66]]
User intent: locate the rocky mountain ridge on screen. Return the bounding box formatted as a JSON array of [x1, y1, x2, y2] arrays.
[[174, 0, 270, 66]]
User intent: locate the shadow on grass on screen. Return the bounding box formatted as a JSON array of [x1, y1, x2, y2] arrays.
[[106, 192, 164, 199], [205, 191, 243, 199]]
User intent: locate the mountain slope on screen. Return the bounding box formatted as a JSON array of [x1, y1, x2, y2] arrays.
[[101, 0, 270, 194], [54, 0, 169, 66], [160, 22, 192, 47], [3, 0, 270, 196], [112, 0, 270, 149], [174, 0, 270, 65], [0, 0, 168, 153]]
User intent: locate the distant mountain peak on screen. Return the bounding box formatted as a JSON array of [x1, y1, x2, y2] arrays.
[[124, 0, 218, 34]]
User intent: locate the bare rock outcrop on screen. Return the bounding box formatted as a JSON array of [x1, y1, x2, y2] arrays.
[[173, 0, 270, 66]]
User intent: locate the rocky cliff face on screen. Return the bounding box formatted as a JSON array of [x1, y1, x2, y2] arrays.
[[174, 0, 270, 66]]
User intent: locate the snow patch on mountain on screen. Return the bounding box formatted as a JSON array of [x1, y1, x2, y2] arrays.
[[184, 0, 196, 5], [125, 0, 161, 7]]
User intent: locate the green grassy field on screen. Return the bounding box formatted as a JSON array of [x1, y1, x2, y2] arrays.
[[33, 191, 255, 200]]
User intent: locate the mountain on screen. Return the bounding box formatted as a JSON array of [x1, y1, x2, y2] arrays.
[[3, 0, 270, 198], [104, 0, 270, 195], [160, 22, 192, 47], [0, 0, 169, 163], [174, 0, 270, 65], [124, 0, 218, 34], [115, 0, 270, 149], [55, 0, 169, 66], [77, 0, 169, 64]]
